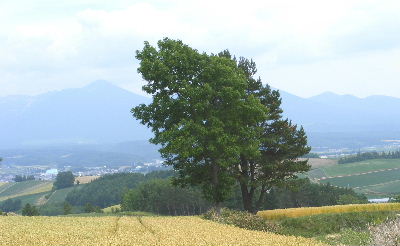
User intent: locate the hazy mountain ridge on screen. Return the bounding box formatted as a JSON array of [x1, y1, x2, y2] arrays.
[[0, 80, 152, 148], [1, 80, 400, 154]]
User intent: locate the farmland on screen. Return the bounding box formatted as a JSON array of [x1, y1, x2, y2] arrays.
[[0, 216, 324, 246], [0, 181, 53, 201], [306, 158, 400, 197], [257, 203, 400, 220]]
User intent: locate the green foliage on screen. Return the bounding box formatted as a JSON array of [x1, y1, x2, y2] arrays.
[[264, 178, 368, 210], [13, 175, 35, 182], [47, 187, 77, 205], [133, 38, 268, 209], [202, 208, 279, 232], [277, 211, 397, 237], [230, 56, 311, 213], [389, 195, 400, 202], [337, 194, 368, 205], [53, 171, 75, 190], [339, 151, 400, 164], [132, 38, 310, 213], [122, 179, 210, 215], [302, 153, 320, 158], [63, 202, 72, 215], [319, 229, 371, 246], [84, 203, 103, 213], [66, 171, 174, 208], [0, 198, 22, 212], [22, 203, 39, 216], [38, 202, 83, 216]]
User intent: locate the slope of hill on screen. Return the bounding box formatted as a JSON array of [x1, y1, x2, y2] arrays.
[[307, 159, 400, 197], [0, 180, 53, 201]]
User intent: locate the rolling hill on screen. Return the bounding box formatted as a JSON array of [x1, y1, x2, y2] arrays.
[[307, 158, 400, 197]]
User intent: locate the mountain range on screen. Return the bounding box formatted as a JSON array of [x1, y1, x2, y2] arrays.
[[1, 80, 400, 157]]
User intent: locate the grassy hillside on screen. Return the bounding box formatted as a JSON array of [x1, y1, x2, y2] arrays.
[[46, 186, 79, 205], [0, 181, 52, 201], [0, 216, 325, 246], [306, 159, 400, 197]]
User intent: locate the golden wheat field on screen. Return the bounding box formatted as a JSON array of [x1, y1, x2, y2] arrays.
[[257, 203, 400, 220], [0, 216, 325, 246]]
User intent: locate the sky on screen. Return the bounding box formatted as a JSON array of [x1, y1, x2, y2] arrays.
[[1, 0, 399, 98]]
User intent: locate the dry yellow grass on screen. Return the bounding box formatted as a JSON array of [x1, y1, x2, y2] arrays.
[[299, 158, 337, 168], [75, 176, 99, 184], [257, 203, 400, 220], [0, 216, 325, 246], [103, 204, 121, 213]]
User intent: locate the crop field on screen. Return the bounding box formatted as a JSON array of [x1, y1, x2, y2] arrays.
[[321, 159, 400, 177], [354, 180, 400, 196], [0, 216, 325, 246], [257, 203, 400, 220], [319, 168, 400, 188], [305, 159, 400, 196], [0, 181, 53, 201], [75, 175, 99, 184]]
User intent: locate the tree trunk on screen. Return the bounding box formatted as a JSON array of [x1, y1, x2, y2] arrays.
[[211, 161, 222, 216], [254, 185, 267, 214], [240, 182, 254, 213]]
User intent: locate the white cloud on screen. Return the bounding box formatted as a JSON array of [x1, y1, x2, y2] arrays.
[[0, 0, 400, 97]]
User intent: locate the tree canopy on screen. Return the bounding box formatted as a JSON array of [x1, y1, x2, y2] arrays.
[[53, 171, 75, 190], [132, 38, 310, 213]]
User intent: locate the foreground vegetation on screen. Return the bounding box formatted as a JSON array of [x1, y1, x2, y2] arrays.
[[204, 206, 400, 245], [258, 203, 400, 220], [0, 216, 325, 246]]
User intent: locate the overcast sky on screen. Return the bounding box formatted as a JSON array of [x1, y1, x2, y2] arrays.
[[1, 0, 399, 98]]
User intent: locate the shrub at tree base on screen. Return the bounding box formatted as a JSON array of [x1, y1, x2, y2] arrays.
[[277, 211, 397, 238], [202, 207, 280, 232], [258, 203, 400, 220]]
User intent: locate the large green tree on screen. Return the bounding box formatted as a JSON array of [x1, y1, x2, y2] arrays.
[[132, 38, 267, 212]]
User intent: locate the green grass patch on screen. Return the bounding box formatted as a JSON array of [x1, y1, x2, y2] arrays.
[[319, 168, 400, 188], [317, 229, 371, 246], [46, 186, 77, 205], [320, 159, 400, 177], [276, 211, 396, 238]]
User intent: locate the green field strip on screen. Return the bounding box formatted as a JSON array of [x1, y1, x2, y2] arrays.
[[0, 183, 14, 194], [0, 181, 52, 201], [360, 180, 400, 194], [306, 168, 327, 180], [317, 167, 400, 180], [46, 186, 81, 205], [320, 159, 400, 177], [319, 168, 400, 188]]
